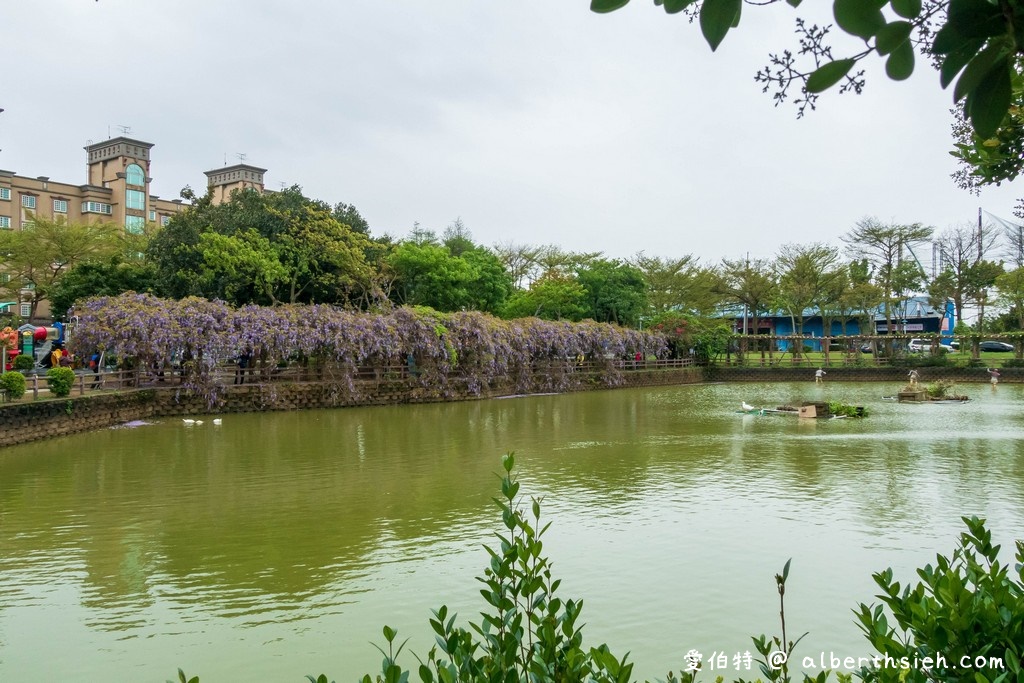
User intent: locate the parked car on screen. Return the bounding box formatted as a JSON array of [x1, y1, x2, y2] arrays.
[[979, 340, 1014, 352], [908, 338, 954, 353]]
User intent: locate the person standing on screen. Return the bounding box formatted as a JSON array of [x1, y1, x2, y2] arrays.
[[234, 349, 251, 385], [987, 367, 1001, 386], [89, 351, 102, 389], [814, 367, 826, 384]]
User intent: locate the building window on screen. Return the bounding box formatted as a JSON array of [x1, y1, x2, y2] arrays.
[[125, 215, 145, 234], [53, 199, 68, 213], [149, 210, 156, 221], [82, 201, 112, 215], [20, 303, 31, 317], [126, 189, 145, 210], [21, 195, 36, 209], [161, 215, 171, 226], [0, 216, 9, 229], [22, 220, 35, 230], [0, 188, 9, 201], [126, 163, 145, 187]]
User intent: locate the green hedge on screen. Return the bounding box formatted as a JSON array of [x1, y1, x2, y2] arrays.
[[45, 367, 76, 397], [1, 371, 26, 400]]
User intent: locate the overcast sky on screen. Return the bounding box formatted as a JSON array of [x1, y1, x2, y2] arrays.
[[2, 0, 1021, 265]]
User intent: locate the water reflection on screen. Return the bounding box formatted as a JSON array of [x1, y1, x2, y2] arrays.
[[0, 383, 1022, 680]]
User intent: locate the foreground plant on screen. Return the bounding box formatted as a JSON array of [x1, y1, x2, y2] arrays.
[[353, 453, 634, 683], [854, 516, 1023, 683]]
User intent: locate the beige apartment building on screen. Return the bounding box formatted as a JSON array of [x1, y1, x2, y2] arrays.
[[0, 136, 268, 320]]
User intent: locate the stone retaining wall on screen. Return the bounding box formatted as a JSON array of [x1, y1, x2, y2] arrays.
[[0, 367, 703, 448]]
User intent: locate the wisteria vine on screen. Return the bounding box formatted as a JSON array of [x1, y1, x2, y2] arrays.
[[73, 293, 668, 399]]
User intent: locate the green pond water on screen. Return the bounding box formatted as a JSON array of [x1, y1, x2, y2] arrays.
[[0, 382, 1022, 681]]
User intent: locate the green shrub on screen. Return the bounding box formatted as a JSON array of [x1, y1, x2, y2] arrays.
[[354, 453, 634, 683], [0, 371, 26, 400], [828, 401, 867, 417], [45, 366, 76, 397], [13, 354, 34, 371], [1002, 358, 1024, 368], [925, 380, 953, 399], [854, 516, 1023, 683]]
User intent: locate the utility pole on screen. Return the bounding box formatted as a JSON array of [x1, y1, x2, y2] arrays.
[[978, 206, 983, 263]]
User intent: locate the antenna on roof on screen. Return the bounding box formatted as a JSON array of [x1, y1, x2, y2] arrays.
[[235, 152, 247, 164], [278, 181, 286, 190], [117, 124, 132, 136]]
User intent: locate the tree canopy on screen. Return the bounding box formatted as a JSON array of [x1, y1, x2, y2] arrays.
[[147, 187, 380, 308], [0, 217, 123, 319]]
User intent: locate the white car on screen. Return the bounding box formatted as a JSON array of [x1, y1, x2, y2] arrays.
[[908, 338, 954, 353]]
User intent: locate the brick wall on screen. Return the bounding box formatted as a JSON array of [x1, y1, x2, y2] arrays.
[[0, 368, 703, 448]]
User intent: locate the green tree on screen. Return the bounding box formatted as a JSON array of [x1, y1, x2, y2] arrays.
[[631, 252, 720, 317], [841, 260, 885, 337], [493, 241, 544, 290], [842, 218, 932, 340], [534, 246, 602, 278], [716, 257, 778, 347], [283, 205, 379, 306], [196, 229, 289, 304], [773, 242, 842, 340], [994, 266, 1024, 332], [49, 256, 158, 319], [360, 235, 399, 310], [461, 248, 513, 314], [501, 273, 588, 321], [148, 187, 377, 307], [575, 259, 648, 327], [389, 242, 473, 311], [441, 217, 475, 257], [932, 222, 1001, 324], [146, 195, 209, 298], [332, 202, 370, 234], [967, 259, 1006, 333], [0, 216, 122, 320]]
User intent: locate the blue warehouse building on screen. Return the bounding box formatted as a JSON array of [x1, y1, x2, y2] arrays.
[[725, 296, 956, 352]]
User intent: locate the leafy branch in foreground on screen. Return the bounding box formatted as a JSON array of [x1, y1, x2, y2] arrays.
[[854, 515, 1023, 683], [355, 452, 634, 682], [590, 0, 1024, 139]]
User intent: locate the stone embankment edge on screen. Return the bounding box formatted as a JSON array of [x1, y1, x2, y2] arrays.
[[0, 367, 704, 448], [705, 366, 1018, 383]]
